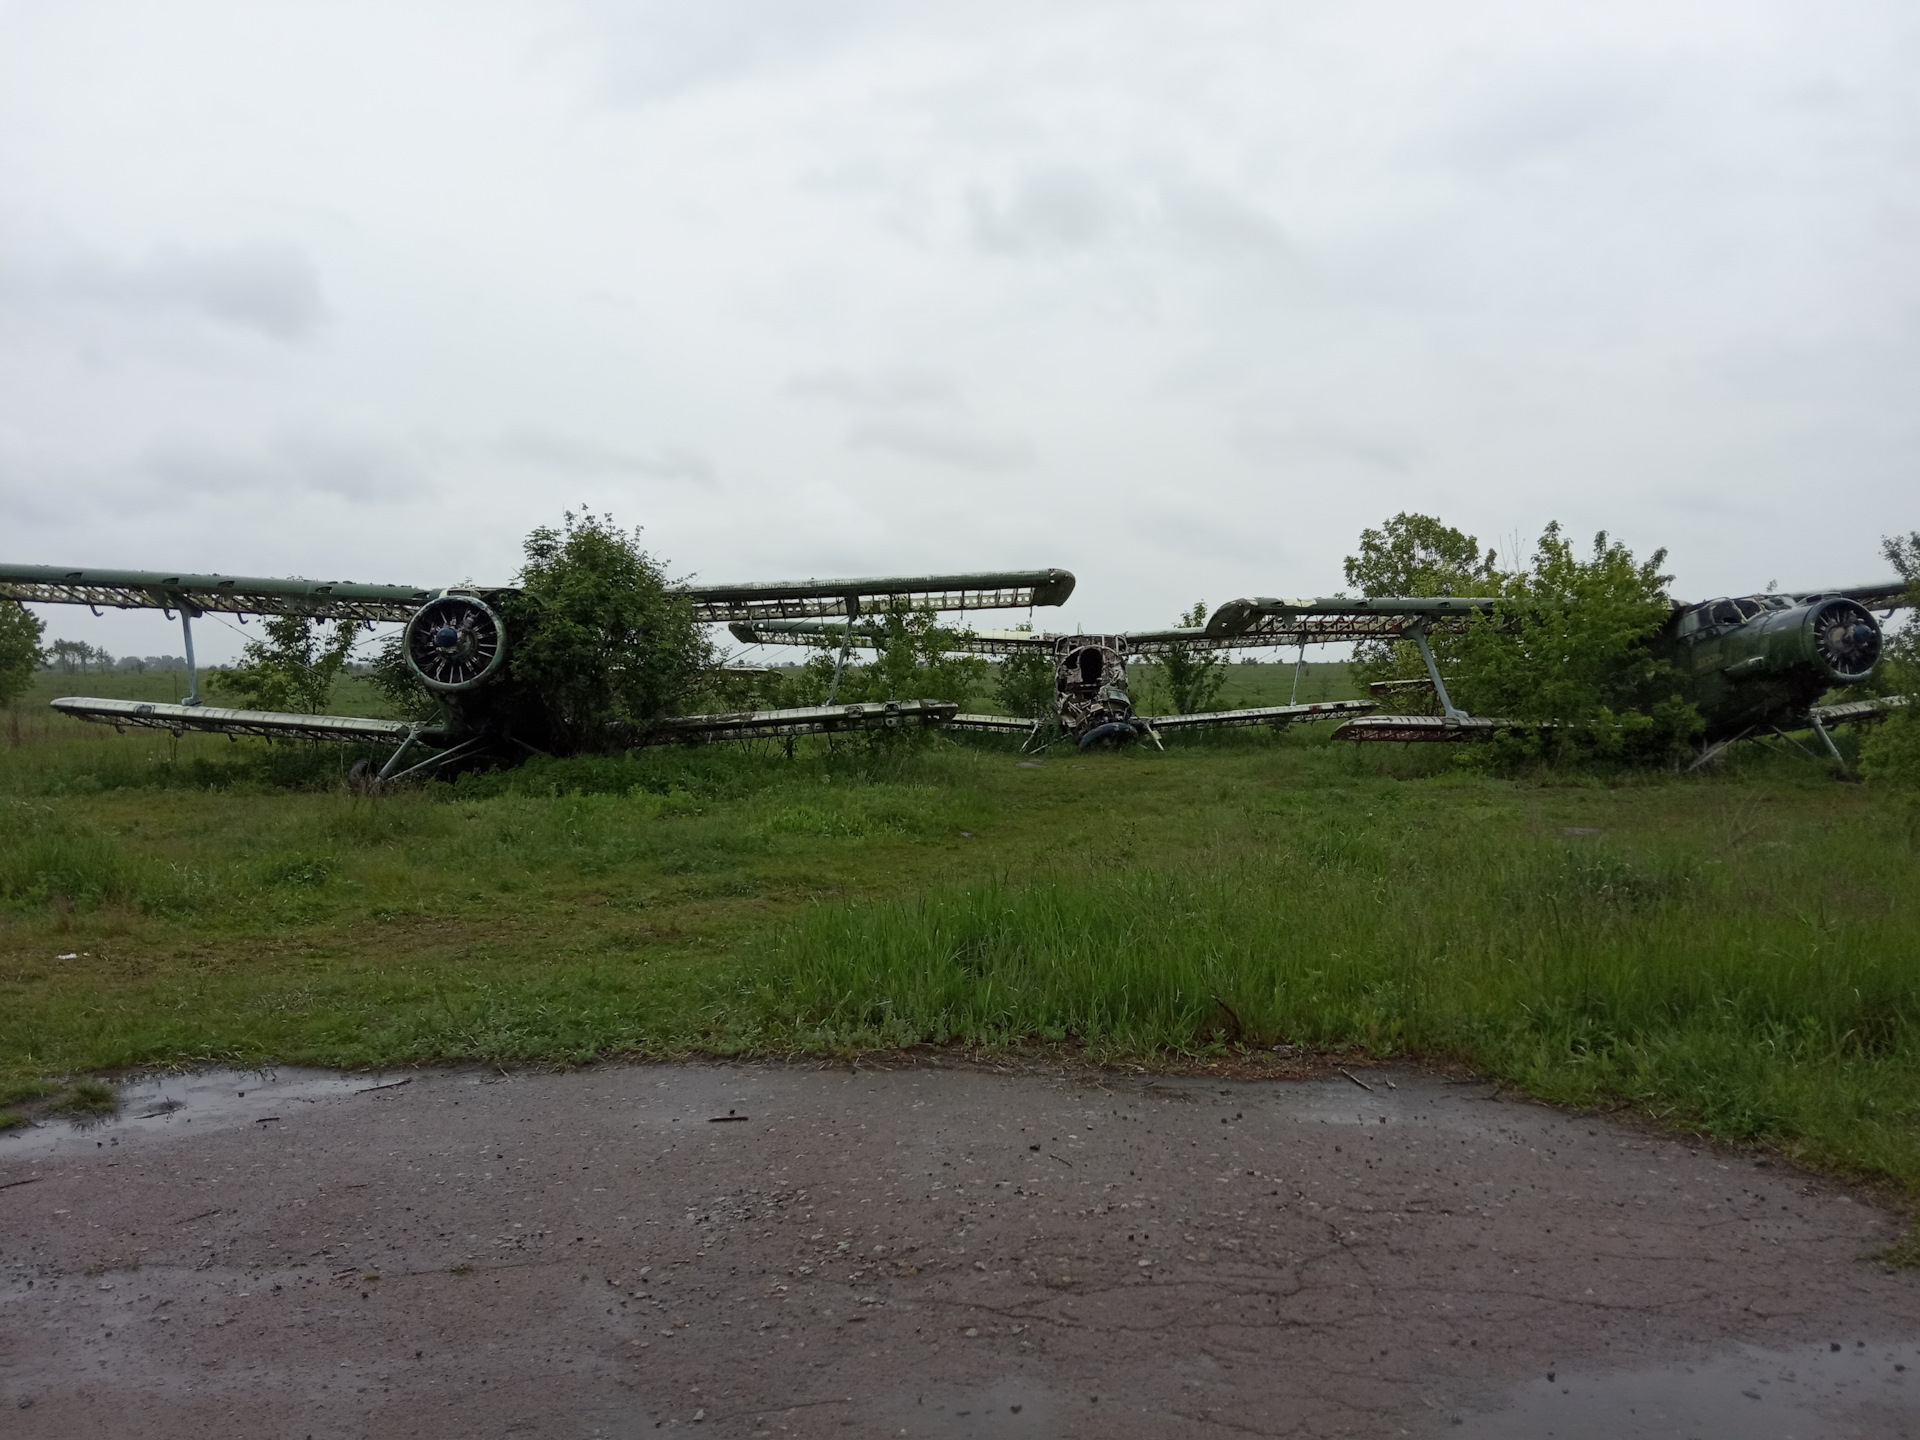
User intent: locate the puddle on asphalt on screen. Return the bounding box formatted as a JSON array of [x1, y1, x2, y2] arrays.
[[0, 1067, 409, 1158], [1455, 1337, 1920, 1438], [879, 1377, 1060, 1438]]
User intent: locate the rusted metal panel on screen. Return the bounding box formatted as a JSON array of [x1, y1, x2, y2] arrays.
[[1333, 714, 1516, 743], [945, 713, 1043, 735], [1204, 595, 1504, 640], [1808, 693, 1911, 727], [1150, 700, 1375, 732], [636, 698, 959, 745]]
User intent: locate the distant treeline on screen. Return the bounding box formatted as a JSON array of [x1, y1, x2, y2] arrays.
[[38, 640, 190, 674]]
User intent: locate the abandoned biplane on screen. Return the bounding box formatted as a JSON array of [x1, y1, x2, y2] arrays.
[[726, 617, 1375, 749], [0, 563, 1075, 780], [1200, 581, 1913, 764]]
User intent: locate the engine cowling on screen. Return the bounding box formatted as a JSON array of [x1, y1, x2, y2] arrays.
[[1807, 597, 1880, 683], [404, 593, 507, 692]]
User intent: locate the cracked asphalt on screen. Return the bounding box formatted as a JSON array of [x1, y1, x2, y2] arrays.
[[3, 1061, 1919, 1438]]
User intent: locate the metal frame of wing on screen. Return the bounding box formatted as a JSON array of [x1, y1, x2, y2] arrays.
[[689, 569, 1075, 624]]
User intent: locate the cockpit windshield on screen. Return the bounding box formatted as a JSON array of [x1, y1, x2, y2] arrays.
[[1678, 594, 1792, 637]]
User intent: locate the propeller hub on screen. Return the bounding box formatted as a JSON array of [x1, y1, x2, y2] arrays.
[[404, 594, 507, 692], [1809, 598, 1881, 682]]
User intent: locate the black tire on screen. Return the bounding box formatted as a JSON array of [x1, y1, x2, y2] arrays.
[[1077, 720, 1138, 751]]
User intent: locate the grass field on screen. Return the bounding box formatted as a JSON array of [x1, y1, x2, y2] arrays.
[[5, 665, 1920, 1229]]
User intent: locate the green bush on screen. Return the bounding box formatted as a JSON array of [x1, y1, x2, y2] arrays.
[[210, 613, 360, 714], [790, 602, 988, 710], [1347, 516, 1698, 767], [1863, 531, 1920, 789], [0, 602, 46, 707], [495, 511, 716, 753], [992, 646, 1055, 721]]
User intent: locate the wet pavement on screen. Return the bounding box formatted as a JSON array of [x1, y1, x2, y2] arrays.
[[2, 1060, 1917, 1438]]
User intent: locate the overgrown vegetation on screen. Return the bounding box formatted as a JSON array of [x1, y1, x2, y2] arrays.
[[498, 511, 715, 750], [0, 602, 44, 707], [211, 613, 361, 713], [1863, 530, 1920, 790], [1451, 523, 1700, 765], [1347, 513, 1697, 767], [1138, 601, 1228, 715], [992, 638, 1055, 722], [1345, 512, 1497, 691], [787, 601, 989, 710]]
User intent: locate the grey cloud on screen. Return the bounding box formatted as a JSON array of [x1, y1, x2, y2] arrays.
[[1139, 511, 1285, 568], [1234, 420, 1415, 474], [967, 170, 1295, 266], [968, 170, 1127, 255], [143, 429, 428, 501], [786, 367, 960, 409], [498, 427, 715, 484], [1156, 182, 1296, 261], [62, 240, 328, 341], [590, 0, 893, 102], [847, 418, 1032, 470], [1436, 63, 1660, 172]]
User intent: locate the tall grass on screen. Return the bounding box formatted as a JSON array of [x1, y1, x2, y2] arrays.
[[730, 815, 1920, 1185]]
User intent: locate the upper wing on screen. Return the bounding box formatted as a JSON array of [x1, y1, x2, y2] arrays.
[[1204, 595, 1505, 643], [2, 562, 1077, 626], [688, 569, 1075, 623], [730, 619, 1280, 656], [0, 565, 434, 621], [1787, 581, 1912, 611]]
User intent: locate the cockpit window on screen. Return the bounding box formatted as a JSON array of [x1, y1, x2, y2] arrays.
[[1733, 598, 1765, 620], [1709, 600, 1742, 627]]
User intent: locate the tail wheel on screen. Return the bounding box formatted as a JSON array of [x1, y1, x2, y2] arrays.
[[1810, 599, 1880, 682], [405, 594, 507, 691]]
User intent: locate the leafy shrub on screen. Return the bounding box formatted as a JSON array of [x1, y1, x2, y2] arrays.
[[1862, 533, 1920, 788], [1142, 602, 1228, 715], [790, 601, 988, 710], [993, 646, 1055, 721], [1347, 516, 1698, 766], [495, 511, 715, 752], [1345, 513, 1497, 692], [210, 613, 361, 713], [0, 602, 45, 707]]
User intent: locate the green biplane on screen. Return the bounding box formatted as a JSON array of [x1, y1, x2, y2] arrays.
[[727, 617, 1376, 749], [1200, 582, 1912, 763], [735, 576, 1913, 764], [0, 562, 1075, 781]]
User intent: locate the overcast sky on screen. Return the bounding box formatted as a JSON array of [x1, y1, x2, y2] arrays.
[[3, 0, 1916, 661]]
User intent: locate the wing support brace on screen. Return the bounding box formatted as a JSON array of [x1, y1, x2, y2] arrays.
[[177, 601, 204, 706], [1404, 620, 1467, 722], [826, 596, 861, 705]]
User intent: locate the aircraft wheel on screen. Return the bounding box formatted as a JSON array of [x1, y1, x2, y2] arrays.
[[1077, 721, 1138, 751]]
